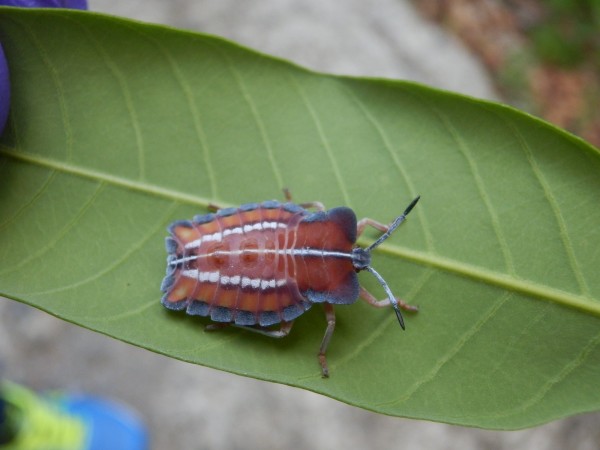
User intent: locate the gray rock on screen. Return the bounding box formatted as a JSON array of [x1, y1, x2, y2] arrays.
[[90, 0, 497, 99]]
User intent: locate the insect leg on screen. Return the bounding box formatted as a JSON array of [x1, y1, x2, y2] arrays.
[[283, 187, 293, 201], [318, 303, 336, 378], [282, 188, 325, 211], [359, 286, 419, 312], [206, 202, 225, 212], [299, 201, 325, 211], [205, 321, 294, 337], [204, 322, 231, 331], [232, 321, 294, 338], [356, 218, 389, 237]]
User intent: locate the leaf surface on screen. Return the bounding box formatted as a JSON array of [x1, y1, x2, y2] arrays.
[[1, 8, 599, 429]]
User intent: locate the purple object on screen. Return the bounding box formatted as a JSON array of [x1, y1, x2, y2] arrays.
[[0, 0, 88, 134], [0, 0, 87, 8], [0, 45, 9, 135]]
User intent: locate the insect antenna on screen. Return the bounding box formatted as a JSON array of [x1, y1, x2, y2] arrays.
[[366, 195, 420, 253], [364, 266, 407, 329], [364, 195, 420, 329]]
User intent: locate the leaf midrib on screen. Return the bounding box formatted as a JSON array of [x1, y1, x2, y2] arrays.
[[2, 147, 599, 318]]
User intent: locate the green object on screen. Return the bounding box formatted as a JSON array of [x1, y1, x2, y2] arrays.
[[0, 8, 599, 429], [529, 0, 600, 68], [0, 382, 85, 450], [0, 381, 147, 450]]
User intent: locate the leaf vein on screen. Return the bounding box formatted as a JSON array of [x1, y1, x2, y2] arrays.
[[329, 268, 434, 373], [510, 121, 590, 297], [0, 169, 57, 231], [21, 201, 178, 297], [0, 148, 213, 207], [130, 26, 219, 197], [475, 326, 600, 420], [289, 74, 352, 206], [342, 86, 435, 251], [0, 181, 106, 277], [442, 113, 515, 273], [509, 329, 600, 416], [9, 17, 74, 161], [209, 41, 284, 190], [68, 17, 147, 180], [378, 292, 510, 407], [3, 148, 598, 316]]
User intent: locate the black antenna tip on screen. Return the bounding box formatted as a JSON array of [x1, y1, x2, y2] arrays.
[[394, 306, 406, 330], [403, 195, 421, 216]]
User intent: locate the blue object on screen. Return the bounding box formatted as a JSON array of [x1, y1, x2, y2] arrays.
[[0, 381, 148, 450], [62, 395, 149, 450]]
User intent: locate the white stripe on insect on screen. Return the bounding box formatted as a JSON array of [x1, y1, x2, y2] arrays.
[[181, 269, 287, 289], [184, 233, 221, 249], [223, 227, 243, 237], [184, 221, 288, 249], [283, 249, 352, 259], [170, 248, 352, 266]]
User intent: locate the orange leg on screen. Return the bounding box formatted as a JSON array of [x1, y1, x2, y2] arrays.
[[356, 217, 389, 237], [318, 303, 336, 378], [283, 188, 325, 211], [356, 218, 418, 318], [359, 286, 419, 312]]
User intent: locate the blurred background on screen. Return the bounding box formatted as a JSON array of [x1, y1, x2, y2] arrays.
[[415, 0, 600, 147], [2, 0, 600, 448]]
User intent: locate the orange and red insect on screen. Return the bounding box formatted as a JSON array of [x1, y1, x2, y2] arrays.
[[161, 194, 420, 377]]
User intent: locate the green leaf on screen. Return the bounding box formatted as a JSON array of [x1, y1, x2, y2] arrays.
[[1, 8, 599, 429]]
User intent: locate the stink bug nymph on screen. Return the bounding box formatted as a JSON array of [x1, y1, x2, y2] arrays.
[[161, 193, 420, 377]]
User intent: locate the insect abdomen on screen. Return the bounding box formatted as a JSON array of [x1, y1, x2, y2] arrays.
[[161, 201, 311, 326]]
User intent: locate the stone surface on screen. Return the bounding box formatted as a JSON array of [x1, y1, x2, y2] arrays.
[[90, 0, 498, 99]]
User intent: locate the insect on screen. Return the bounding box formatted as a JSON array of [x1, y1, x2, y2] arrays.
[[161, 192, 420, 377]]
